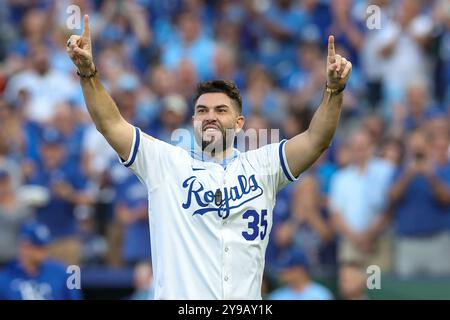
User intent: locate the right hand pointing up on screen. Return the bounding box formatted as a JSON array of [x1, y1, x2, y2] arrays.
[[67, 14, 95, 74]]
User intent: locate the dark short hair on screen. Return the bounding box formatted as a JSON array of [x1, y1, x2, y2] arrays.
[[339, 260, 365, 271], [193, 80, 242, 114]]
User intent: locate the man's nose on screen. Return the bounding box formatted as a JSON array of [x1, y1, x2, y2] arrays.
[[205, 108, 218, 120]]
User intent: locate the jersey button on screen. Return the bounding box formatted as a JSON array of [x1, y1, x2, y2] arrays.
[[225, 247, 229, 252], [224, 276, 229, 281]]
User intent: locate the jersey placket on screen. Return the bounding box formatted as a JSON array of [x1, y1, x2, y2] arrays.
[[218, 169, 233, 299], [221, 220, 234, 299]]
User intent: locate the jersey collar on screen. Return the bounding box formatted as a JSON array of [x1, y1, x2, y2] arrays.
[[190, 147, 240, 168]]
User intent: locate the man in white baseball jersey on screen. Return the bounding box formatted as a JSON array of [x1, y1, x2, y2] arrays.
[[67, 15, 352, 299]]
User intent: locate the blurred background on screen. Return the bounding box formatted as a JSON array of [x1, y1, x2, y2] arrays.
[[0, 0, 449, 300]]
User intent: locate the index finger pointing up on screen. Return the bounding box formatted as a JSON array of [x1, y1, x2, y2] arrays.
[[82, 14, 90, 39], [328, 35, 335, 57]]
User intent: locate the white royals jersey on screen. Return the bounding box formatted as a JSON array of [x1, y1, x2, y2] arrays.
[[121, 127, 298, 299]]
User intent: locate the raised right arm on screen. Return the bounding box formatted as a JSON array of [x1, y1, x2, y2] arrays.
[[66, 14, 136, 161]]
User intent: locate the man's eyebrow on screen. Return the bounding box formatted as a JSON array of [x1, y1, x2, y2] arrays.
[[195, 104, 230, 109]]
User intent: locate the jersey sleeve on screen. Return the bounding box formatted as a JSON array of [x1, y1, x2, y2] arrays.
[[119, 126, 183, 190], [245, 139, 300, 195]]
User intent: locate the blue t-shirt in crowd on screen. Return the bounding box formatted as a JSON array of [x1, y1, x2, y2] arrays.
[[303, 2, 332, 41], [162, 33, 215, 80], [23, 121, 42, 163], [25, 123, 86, 169], [28, 163, 88, 239], [265, 183, 294, 266], [117, 175, 151, 263], [109, 160, 151, 264], [0, 260, 82, 300], [58, 126, 86, 170], [256, 4, 305, 81], [268, 282, 333, 300], [391, 163, 450, 236]]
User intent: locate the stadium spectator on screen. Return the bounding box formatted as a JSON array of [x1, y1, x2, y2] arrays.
[[5, 44, 78, 123], [377, 0, 433, 108], [328, 0, 365, 66], [329, 128, 394, 271], [112, 162, 151, 266], [0, 99, 24, 189], [129, 261, 154, 300], [95, 0, 157, 76], [361, 114, 385, 147], [242, 112, 272, 150], [300, 0, 332, 42], [338, 261, 369, 300], [244, 0, 305, 82], [389, 128, 450, 277], [146, 94, 189, 146], [360, 0, 392, 110], [138, 64, 178, 127], [173, 59, 199, 103], [265, 181, 295, 269], [285, 40, 326, 109], [268, 249, 333, 300], [50, 102, 86, 169], [390, 79, 442, 139], [213, 4, 244, 49], [242, 64, 287, 127], [77, 205, 108, 267], [8, 8, 48, 59], [26, 128, 93, 265], [0, 221, 82, 300], [162, 10, 216, 80], [212, 44, 244, 89], [270, 175, 334, 276], [379, 137, 404, 167], [81, 125, 116, 184], [432, 0, 450, 106], [0, 170, 33, 266]]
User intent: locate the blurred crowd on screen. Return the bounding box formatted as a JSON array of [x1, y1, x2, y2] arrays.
[[0, 0, 450, 300]]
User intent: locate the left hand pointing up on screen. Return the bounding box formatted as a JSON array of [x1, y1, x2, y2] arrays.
[[326, 35, 352, 90]]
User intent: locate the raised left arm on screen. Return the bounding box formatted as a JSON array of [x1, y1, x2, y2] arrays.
[[285, 35, 352, 178]]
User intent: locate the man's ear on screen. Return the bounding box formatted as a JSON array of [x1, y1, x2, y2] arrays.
[[235, 115, 245, 134]]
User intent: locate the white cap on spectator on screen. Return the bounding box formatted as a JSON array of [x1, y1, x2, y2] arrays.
[[162, 94, 188, 116]]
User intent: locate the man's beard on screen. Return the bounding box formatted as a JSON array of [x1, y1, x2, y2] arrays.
[[198, 128, 235, 155], [201, 134, 228, 154]]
